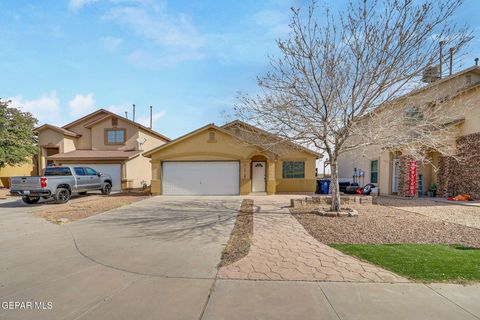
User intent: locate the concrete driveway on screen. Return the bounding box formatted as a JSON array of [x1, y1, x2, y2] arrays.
[[0, 196, 241, 320], [1, 195, 480, 320]]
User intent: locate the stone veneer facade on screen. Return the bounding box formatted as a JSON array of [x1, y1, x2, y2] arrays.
[[397, 133, 480, 199], [437, 132, 480, 199], [398, 133, 480, 200], [397, 155, 414, 197]]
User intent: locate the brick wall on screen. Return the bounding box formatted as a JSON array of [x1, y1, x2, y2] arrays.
[[437, 132, 480, 199]]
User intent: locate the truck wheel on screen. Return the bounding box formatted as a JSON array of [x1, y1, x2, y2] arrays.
[[101, 182, 112, 195], [54, 188, 71, 204], [78, 191, 87, 195], [22, 196, 40, 204]]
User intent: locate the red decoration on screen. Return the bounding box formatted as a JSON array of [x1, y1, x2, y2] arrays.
[[408, 161, 417, 196]]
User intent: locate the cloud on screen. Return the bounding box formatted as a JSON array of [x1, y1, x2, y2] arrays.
[[69, 0, 99, 11], [68, 93, 96, 117], [105, 4, 203, 48], [8, 92, 63, 125], [103, 1, 206, 67], [138, 110, 166, 129], [101, 36, 123, 53], [252, 9, 290, 37]]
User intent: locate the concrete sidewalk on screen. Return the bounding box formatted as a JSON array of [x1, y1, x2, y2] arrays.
[[203, 280, 480, 320]]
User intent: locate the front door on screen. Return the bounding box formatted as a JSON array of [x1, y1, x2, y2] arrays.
[[392, 159, 400, 193], [252, 162, 266, 192]]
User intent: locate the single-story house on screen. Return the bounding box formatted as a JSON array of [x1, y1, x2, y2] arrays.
[[338, 66, 480, 198], [145, 120, 322, 195], [36, 109, 170, 191]]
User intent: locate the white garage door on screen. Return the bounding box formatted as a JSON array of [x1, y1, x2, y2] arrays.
[[69, 164, 122, 191], [162, 161, 240, 195]]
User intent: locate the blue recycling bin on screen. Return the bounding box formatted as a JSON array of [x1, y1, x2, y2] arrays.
[[319, 179, 331, 194]]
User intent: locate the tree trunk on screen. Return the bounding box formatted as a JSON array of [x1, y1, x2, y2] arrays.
[[330, 161, 341, 212]]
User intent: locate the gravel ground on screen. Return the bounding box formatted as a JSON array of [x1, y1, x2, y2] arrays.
[[34, 193, 149, 223], [219, 199, 253, 267], [0, 188, 11, 199], [292, 204, 480, 248], [378, 197, 480, 229]]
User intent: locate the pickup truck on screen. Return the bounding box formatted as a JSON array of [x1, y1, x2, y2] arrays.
[[10, 166, 113, 204]]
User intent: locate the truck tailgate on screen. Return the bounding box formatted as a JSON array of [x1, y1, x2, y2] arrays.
[[10, 177, 41, 190]]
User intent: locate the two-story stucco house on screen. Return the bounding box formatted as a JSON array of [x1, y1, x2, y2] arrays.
[[338, 66, 480, 199], [35, 109, 170, 191]]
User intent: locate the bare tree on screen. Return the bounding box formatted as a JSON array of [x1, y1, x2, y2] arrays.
[[235, 0, 472, 211]]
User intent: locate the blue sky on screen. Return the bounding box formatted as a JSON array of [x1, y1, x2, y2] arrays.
[[1, 0, 479, 139]]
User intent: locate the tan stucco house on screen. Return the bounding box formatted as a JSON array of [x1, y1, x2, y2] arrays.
[[338, 66, 480, 199], [145, 120, 322, 196], [36, 109, 170, 191]]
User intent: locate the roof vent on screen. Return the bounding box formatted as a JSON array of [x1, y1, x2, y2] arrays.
[[421, 65, 441, 83]]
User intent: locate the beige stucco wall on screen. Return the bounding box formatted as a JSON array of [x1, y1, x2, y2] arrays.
[[338, 72, 480, 195], [148, 127, 317, 195], [38, 129, 67, 148], [138, 129, 167, 152], [124, 155, 152, 189], [338, 145, 391, 194], [65, 112, 107, 150], [90, 117, 141, 151], [37, 129, 78, 171], [275, 150, 317, 193]]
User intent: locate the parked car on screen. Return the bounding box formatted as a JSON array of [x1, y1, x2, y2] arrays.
[[10, 166, 113, 204]]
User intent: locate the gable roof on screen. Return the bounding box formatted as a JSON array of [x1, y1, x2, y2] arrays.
[[35, 124, 81, 137], [62, 108, 171, 142], [222, 120, 323, 158], [143, 123, 219, 157], [143, 121, 322, 158]]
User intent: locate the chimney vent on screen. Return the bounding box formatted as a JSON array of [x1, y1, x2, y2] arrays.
[[149, 106, 153, 129], [421, 65, 441, 83]]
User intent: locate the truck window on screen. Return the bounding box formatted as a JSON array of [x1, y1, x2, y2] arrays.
[[44, 167, 72, 176], [85, 168, 97, 176], [74, 167, 86, 175]]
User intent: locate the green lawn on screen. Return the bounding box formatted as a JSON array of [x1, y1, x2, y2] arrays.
[[330, 244, 480, 282]]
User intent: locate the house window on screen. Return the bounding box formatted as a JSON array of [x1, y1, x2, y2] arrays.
[[370, 160, 378, 184], [283, 161, 305, 179], [105, 129, 126, 144], [404, 106, 423, 123]]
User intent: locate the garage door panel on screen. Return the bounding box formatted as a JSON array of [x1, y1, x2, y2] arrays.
[[162, 161, 239, 195], [69, 164, 122, 191]]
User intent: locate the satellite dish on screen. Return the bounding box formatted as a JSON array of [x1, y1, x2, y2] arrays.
[[136, 137, 147, 144]]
